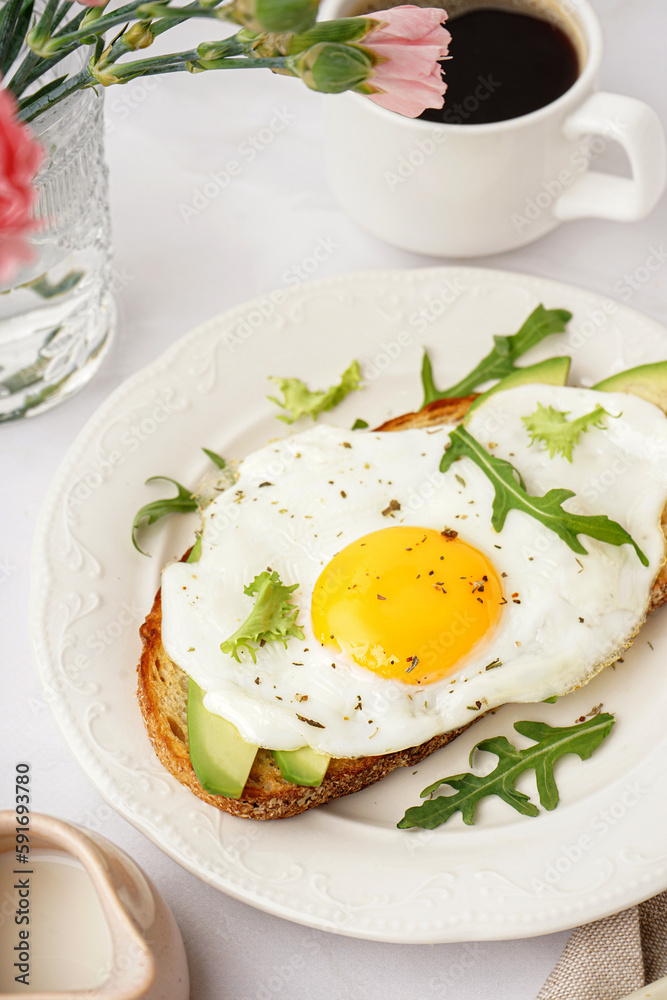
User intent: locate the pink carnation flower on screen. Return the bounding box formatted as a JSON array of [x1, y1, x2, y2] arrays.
[[0, 87, 43, 282], [364, 5, 450, 118]]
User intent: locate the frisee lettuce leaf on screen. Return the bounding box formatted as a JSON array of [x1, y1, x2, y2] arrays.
[[440, 425, 648, 565], [268, 360, 362, 424], [522, 403, 618, 462], [220, 570, 304, 663], [398, 713, 615, 829], [421, 305, 572, 408]]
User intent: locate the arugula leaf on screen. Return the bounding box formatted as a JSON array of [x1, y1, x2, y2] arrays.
[[132, 477, 197, 556], [522, 403, 618, 462], [268, 360, 362, 424], [132, 447, 228, 555], [220, 570, 305, 663], [398, 713, 615, 829], [440, 425, 648, 565], [201, 447, 227, 469], [421, 305, 572, 408]]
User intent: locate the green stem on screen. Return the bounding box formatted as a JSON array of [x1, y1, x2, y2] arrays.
[[195, 54, 286, 70], [101, 26, 242, 68], [100, 51, 196, 82], [17, 66, 94, 122], [10, 45, 76, 96], [139, 5, 225, 20], [17, 44, 286, 120], [38, 0, 148, 52], [8, 8, 86, 95], [150, 0, 227, 36], [93, 48, 285, 85]]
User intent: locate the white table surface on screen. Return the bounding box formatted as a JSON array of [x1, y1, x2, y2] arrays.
[[4, 1, 667, 996]]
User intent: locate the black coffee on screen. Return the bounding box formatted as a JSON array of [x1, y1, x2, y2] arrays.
[[419, 7, 580, 125]]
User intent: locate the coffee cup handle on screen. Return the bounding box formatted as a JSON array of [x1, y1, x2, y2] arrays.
[[553, 91, 666, 222]]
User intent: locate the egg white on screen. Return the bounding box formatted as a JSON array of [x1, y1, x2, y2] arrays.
[[160, 385, 667, 758]]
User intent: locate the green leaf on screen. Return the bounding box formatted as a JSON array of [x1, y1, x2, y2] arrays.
[[398, 713, 615, 829], [440, 425, 648, 565], [186, 534, 202, 563], [24, 267, 83, 298], [421, 305, 572, 408], [0, 354, 48, 394], [268, 359, 362, 424], [1, 0, 34, 74], [220, 570, 305, 663], [0, 0, 26, 71], [132, 476, 197, 556], [352, 418, 368, 430], [522, 403, 618, 462], [201, 447, 226, 469]]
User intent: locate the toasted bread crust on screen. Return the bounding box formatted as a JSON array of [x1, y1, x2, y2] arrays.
[[137, 393, 667, 819], [375, 394, 479, 432], [138, 590, 474, 819]]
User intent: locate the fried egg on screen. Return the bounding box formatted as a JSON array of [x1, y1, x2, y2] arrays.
[[160, 384, 667, 758]]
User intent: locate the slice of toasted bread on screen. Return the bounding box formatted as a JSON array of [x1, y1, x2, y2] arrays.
[[137, 394, 667, 819]]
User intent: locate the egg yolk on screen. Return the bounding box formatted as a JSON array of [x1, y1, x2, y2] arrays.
[[311, 526, 503, 685]]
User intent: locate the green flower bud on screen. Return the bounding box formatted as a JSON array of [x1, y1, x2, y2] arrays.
[[233, 28, 293, 57], [81, 5, 108, 28], [286, 42, 373, 94], [89, 61, 122, 87], [287, 17, 377, 55], [225, 0, 319, 34], [125, 21, 154, 51]]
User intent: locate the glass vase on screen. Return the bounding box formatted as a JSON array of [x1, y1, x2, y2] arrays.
[[0, 76, 115, 423]]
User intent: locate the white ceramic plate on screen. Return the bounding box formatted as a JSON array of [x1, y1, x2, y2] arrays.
[[31, 266, 667, 943]]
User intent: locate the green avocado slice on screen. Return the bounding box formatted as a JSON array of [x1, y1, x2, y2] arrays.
[[463, 356, 571, 422], [184, 536, 330, 792], [187, 680, 259, 798], [185, 537, 259, 798], [593, 361, 667, 413], [272, 747, 331, 787]]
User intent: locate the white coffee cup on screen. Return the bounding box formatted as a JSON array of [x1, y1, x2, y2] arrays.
[[320, 0, 666, 257]]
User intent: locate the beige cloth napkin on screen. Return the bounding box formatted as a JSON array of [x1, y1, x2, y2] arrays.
[[536, 892, 667, 1000]]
